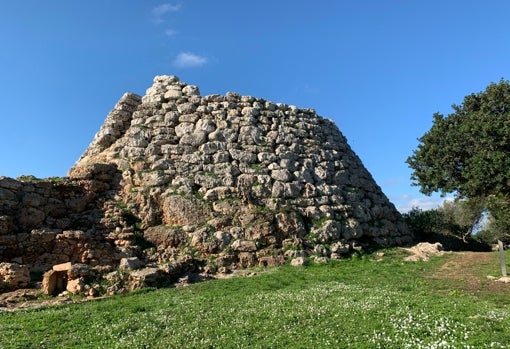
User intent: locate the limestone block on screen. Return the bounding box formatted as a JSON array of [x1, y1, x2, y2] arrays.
[[175, 122, 195, 137], [238, 125, 263, 145], [66, 278, 88, 294], [68, 263, 92, 279], [53, 262, 72, 272], [119, 257, 143, 271], [144, 225, 185, 250], [214, 231, 231, 250], [270, 169, 293, 182], [258, 256, 285, 267], [238, 252, 257, 268], [330, 241, 351, 255], [275, 212, 306, 238], [0, 263, 30, 290], [290, 257, 306, 267], [195, 119, 216, 133], [311, 220, 342, 243], [42, 269, 67, 295], [231, 240, 257, 252], [314, 256, 330, 264], [164, 86, 182, 99], [182, 85, 200, 96], [0, 188, 17, 202], [129, 268, 164, 290], [200, 141, 227, 155], [0, 177, 22, 191]]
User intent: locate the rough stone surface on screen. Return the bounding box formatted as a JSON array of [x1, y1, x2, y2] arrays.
[[0, 75, 413, 294], [0, 263, 30, 290], [119, 257, 143, 271], [404, 242, 444, 262], [290, 257, 307, 267]]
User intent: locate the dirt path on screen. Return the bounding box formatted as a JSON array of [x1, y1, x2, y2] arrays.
[[427, 251, 510, 295]]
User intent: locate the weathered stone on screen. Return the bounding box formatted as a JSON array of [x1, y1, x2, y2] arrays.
[[314, 256, 330, 264], [311, 220, 343, 243], [0, 75, 413, 289], [0, 216, 13, 235], [0, 177, 22, 191], [66, 278, 88, 295], [129, 268, 164, 290], [271, 169, 293, 182], [275, 212, 306, 238], [53, 262, 72, 272], [161, 195, 211, 226], [290, 257, 307, 267], [231, 240, 257, 252], [258, 255, 285, 267], [144, 225, 185, 249], [68, 263, 92, 279], [0, 188, 16, 202], [330, 241, 351, 255], [164, 86, 182, 99], [0, 263, 30, 290], [238, 252, 257, 268], [42, 269, 67, 295]]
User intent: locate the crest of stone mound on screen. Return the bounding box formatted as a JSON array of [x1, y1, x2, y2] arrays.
[[70, 75, 411, 263]]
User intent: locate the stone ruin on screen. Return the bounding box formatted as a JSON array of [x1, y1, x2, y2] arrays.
[[0, 75, 412, 297]]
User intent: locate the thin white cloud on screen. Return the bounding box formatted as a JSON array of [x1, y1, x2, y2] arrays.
[[173, 52, 208, 68], [393, 194, 454, 213], [164, 29, 177, 37], [151, 3, 181, 24], [152, 3, 181, 16]]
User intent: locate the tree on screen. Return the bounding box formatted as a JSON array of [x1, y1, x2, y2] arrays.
[[402, 207, 442, 239], [407, 79, 510, 242], [436, 198, 486, 242]]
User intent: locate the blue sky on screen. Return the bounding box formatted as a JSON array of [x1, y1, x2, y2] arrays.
[[1, 1, 510, 212]]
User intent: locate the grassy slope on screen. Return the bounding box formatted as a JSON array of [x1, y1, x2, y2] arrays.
[[1, 250, 510, 349]]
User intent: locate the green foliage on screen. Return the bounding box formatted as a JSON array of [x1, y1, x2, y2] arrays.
[[403, 198, 493, 246], [407, 80, 510, 244], [402, 207, 442, 238], [1, 253, 510, 348], [46, 176, 65, 183], [407, 79, 510, 199], [436, 198, 487, 241], [482, 194, 510, 244], [16, 174, 39, 182], [113, 200, 130, 212]]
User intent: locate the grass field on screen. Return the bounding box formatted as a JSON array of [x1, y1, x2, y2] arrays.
[[1, 249, 510, 348]]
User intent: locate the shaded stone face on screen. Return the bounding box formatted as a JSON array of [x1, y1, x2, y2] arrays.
[[0, 75, 412, 287]]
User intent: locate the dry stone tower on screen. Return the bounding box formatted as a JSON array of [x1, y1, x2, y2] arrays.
[[1, 75, 412, 292], [71, 75, 411, 258]]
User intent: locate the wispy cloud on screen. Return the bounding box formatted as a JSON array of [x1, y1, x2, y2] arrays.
[[164, 29, 177, 37], [152, 3, 181, 16], [173, 52, 208, 68], [393, 194, 454, 213], [151, 3, 181, 24]]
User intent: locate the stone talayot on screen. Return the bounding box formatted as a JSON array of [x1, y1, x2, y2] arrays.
[[0, 75, 413, 294]]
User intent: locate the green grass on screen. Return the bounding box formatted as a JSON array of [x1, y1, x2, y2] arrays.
[[1, 251, 510, 348]]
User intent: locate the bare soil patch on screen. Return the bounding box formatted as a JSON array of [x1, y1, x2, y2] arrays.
[[426, 251, 510, 295], [0, 288, 74, 311]]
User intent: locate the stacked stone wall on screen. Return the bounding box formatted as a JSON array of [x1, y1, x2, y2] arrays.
[[1, 75, 412, 287]]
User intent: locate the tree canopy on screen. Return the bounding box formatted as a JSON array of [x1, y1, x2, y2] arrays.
[[407, 79, 510, 199], [407, 79, 510, 243]]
